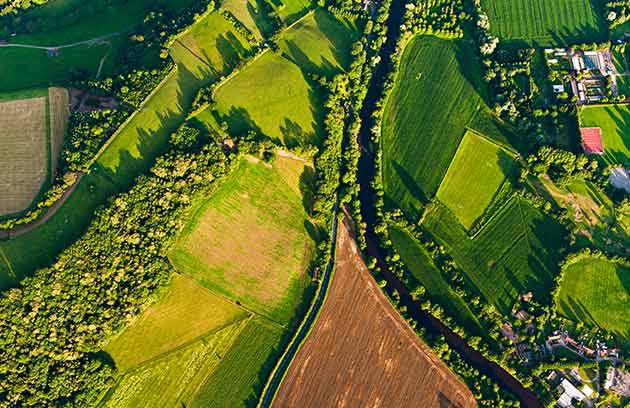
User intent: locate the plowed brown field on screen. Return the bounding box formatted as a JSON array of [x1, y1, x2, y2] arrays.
[[273, 217, 476, 408]]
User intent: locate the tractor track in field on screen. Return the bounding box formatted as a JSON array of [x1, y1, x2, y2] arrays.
[[0, 32, 122, 51]]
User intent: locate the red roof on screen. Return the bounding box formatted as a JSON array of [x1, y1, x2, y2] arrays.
[[580, 127, 604, 154]]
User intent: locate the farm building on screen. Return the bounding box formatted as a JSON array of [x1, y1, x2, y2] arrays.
[[580, 127, 604, 154], [556, 378, 589, 407]]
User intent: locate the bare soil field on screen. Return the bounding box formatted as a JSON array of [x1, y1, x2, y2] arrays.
[[273, 218, 476, 408], [48, 87, 70, 177], [0, 93, 48, 217]]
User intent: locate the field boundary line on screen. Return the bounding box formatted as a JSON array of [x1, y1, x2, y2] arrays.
[[465, 126, 518, 156], [468, 194, 518, 240], [0, 246, 16, 280], [85, 66, 179, 173]]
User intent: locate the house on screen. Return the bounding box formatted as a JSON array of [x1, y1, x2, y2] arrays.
[[556, 378, 587, 407], [553, 84, 565, 93]]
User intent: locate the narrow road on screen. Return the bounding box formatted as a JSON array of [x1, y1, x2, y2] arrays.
[[0, 32, 121, 51]]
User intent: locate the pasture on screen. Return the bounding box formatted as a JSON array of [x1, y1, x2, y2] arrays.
[[381, 36, 483, 216], [104, 274, 248, 372], [269, 0, 311, 24], [423, 197, 566, 314], [389, 226, 483, 335], [273, 220, 476, 408], [222, 0, 275, 39], [556, 257, 630, 343], [579, 104, 630, 166], [480, 0, 603, 45], [101, 320, 247, 408], [436, 130, 515, 229], [212, 51, 323, 147], [278, 9, 359, 77], [190, 317, 285, 408], [168, 156, 315, 324]]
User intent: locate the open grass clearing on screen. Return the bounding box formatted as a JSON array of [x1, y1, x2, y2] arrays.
[[423, 197, 565, 314], [278, 9, 359, 77], [222, 0, 275, 39], [168, 156, 315, 324], [556, 257, 630, 344], [100, 319, 247, 408], [104, 274, 248, 372], [436, 130, 515, 229], [212, 51, 323, 147], [269, 0, 310, 24], [190, 317, 285, 408], [480, 0, 604, 45], [579, 104, 630, 166], [381, 35, 484, 216]]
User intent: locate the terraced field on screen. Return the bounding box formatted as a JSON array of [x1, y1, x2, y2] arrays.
[[480, 0, 603, 45]]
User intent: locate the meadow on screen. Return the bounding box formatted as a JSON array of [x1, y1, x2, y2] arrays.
[[480, 0, 603, 45], [381, 36, 483, 216], [389, 226, 483, 335], [212, 51, 323, 147], [222, 0, 275, 39], [190, 317, 285, 408], [556, 257, 630, 343], [104, 274, 248, 372], [579, 104, 630, 166], [436, 130, 515, 229], [423, 197, 565, 313], [269, 0, 311, 24], [168, 156, 314, 324]]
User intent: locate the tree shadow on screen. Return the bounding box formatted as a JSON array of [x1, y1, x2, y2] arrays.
[[392, 160, 427, 205], [602, 105, 630, 167], [281, 38, 339, 78], [299, 164, 315, 213]]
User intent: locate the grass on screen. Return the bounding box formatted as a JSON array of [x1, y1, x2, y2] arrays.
[[0, 12, 251, 289], [389, 226, 484, 335], [212, 51, 323, 147], [100, 320, 247, 408], [480, 0, 604, 45], [190, 317, 285, 408], [436, 130, 515, 229], [269, 0, 311, 24], [0, 88, 49, 217], [579, 104, 630, 166], [277, 9, 358, 77], [423, 197, 565, 314], [104, 274, 248, 372], [381, 35, 483, 216], [168, 156, 315, 324], [556, 257, 630, 343], [222, 0, 275, 39]]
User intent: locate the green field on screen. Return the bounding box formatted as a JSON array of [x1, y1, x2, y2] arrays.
[[169, 156, 314, 324], [212, 51, 323, 147], [101, 320, 247, 408], [389, 226, 483, 335], [556, 257, 630, 342], [269, 0, 311, 24], [436, 130, 515, 229], [278, 9, 358, 77], [480, 0, 603, 45], [190, 317, 285, 408], [104, 274, 248, 372], [381, 35, 483, 216], [222, 0, 275, 39], [579, 104, 630, 166], [0, 12, 251, 288], [423, 197, 565, 313]]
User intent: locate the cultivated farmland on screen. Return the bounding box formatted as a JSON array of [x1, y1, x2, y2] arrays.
[[436, 130, 515, 229], [168, 156, 315, 324], [381, 36, 483, 215], [556, 257, 630, 343], [273, 219, 477, 408], [480, 0, 603, 45], [423, 197, 566, 313], [579, 104, 630, 166]]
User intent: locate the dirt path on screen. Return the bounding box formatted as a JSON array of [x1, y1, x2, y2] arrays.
[[0, 32, 121, 51]]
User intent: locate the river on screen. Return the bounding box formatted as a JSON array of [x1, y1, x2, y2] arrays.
[[355, 0, 543, 407]]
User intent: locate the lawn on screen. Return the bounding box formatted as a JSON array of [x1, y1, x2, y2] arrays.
[[389, 226, 484, 335], [423, 197, 566, 313], [0, 12, 251, 289], [222, 0, 275, 39], [381, 35, 484, 217], [190, 317, 285, 408], [480, 0, 604, 45], [278, 9, 359, 77], [0, 88, 49, 217], [212, 51, 323, 147], [168, 156, 315, 324], [436, 130, 515, 229], [104, 274, 248, 372], [556, 257, 630, 343], [100, 320, 247, 408], [579, 104, 630, 166]]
